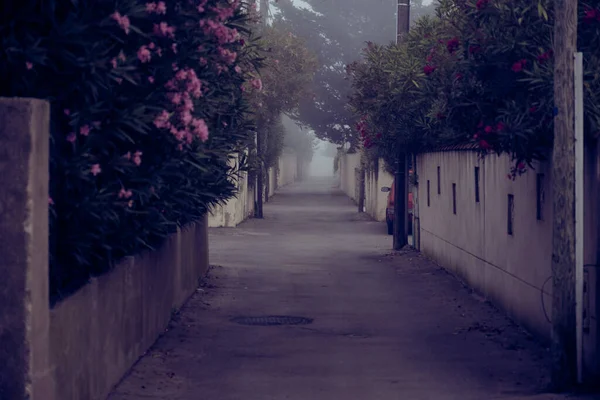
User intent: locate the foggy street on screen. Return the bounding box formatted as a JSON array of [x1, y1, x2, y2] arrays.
[[108, 178, 580, 400]]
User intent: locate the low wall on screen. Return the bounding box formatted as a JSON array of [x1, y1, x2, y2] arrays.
[[278, 152, 298, 187], [339, 151, 361, 203], [208, 154, 255, 228], [50, 216, 209, 400], [365, 159, 393, 222]]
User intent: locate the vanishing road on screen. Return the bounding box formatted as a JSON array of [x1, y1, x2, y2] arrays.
[[110, 177, 588, 400]]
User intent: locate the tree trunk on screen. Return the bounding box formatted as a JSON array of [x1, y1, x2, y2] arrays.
[[551, 0, 578, 390]]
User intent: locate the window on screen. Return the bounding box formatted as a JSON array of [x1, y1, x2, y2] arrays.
[[507, 194, 514, 235], [474, 167, 480, 203], [427, 180, 431, 207], [452, 183, 457, 215], [437, 166, 441, 195], [536, 173, 545, 220]]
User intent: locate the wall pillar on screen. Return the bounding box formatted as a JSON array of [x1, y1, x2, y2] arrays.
[[0, 98, 54, 400]]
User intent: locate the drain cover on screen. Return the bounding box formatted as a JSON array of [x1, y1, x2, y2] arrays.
[[230, 316, 313, 326]]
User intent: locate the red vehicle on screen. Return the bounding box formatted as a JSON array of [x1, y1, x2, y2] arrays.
[[381, 179, 413, 236]]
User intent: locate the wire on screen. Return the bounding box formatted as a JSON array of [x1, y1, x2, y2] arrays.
[[541, 276, 553, 324]]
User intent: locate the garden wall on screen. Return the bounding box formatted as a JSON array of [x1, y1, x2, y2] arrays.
[[416, 148, 600, 379], [338, 151, 361, 203], [50, 218, 209, 400], [365, 159, 394, 222]]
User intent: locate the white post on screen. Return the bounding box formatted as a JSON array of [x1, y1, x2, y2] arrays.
[[574, 51, 584, 384]]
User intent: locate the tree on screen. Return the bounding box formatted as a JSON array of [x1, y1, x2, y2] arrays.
[[272, 0, 437, 145]]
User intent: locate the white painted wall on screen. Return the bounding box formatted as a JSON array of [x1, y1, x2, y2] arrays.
[[365, 160, 394, 222], [338, 152, 361, 203]]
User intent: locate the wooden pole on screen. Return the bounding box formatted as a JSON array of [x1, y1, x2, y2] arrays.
[[551, 0, 578, 390], [393, 0, 410, 250]]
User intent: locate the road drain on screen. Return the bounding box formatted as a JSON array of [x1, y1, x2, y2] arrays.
[[230, 316, 313, 326]]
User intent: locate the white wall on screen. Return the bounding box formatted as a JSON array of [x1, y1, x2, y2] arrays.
[[417, 151, 554, 340], [339, 152, 361, 203], [365, 159, 394, 222]]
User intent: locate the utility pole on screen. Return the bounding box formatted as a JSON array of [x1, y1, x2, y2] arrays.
[[255, 0, 269, 218], [551, 0, 578, 390], [393, 0, 410, 250]]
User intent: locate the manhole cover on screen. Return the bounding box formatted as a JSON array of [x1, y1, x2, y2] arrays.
[[230, 316, 313, 326]]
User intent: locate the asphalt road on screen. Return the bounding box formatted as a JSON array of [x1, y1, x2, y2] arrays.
[[109, 177, 594, 400]]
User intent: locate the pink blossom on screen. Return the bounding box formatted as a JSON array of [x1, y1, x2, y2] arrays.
[[118, 51, 126, 61], [111, 11, 131, 34], [172, 62, 179, 71], [90, 164, 102, 176], [26, 62, 33, 70], [199, 57, 208, 66], [192, 118, 209, 142], [171, 43, 178, 54], [123, 152, 131, 160], [49, 197, 54, 205], [115, 77, 123, 84], [251, 78, 263, 91], [153, 22, 175, 38], [219, 47, 237, 65], [148, 42, 156, 49], [146, 1, 167, 14], [169, 92, 183, 105], [181, 110, 193, 125], [80, 125, 91, 136], [119, 188, 133, 199], [133, 151, 143, 166], [128, 200, 134, 208], [64, 109, 71, 116], [156, 48, 163, 57], [175, 69, 187, 81], [148, 76, 155, 83], [67, 132, 76, 143], [110, 57, 118, 68], [234, 65, 242, 74], [154, 110, 172, 129], [137, 45, 152, 63]]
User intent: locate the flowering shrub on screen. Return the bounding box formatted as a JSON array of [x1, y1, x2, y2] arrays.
[[0, 0, 261, 302], [347, 0, 600, 178]]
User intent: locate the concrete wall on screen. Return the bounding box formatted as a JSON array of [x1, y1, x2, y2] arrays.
[[339, 152, 361, 203], [208, 154, 255, 228], [416, 149, 599, 379], [417, 151, 553, 339], [0, 98, 54, 400], [50, 217, 209, 400], [278, 152, 298, 187], [365, 159, 394, 222]]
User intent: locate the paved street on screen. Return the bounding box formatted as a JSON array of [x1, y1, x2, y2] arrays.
[[109, 177, 586, 400]]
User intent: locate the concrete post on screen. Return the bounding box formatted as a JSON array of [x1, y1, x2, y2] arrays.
[[0, 98, 54, 400]]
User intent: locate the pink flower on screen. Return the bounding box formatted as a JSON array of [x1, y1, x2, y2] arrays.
[[169, 92, 182, 105], [479, 140, 492, 150], [25, 62, 33, 70], [423, 65, 436, 76], [119, 188, 133, 199], [234, 65, 242, 74], [67, 132, 76, 143], [484, 125, 493, 134], [123, 152, 131, 160], [496, 122, 506, 132], [118, 51, 126, 62], [64, 109, 71, 116], [148, 42, 156, 50], [219, 47, 237, 64], [511, 59, 527, 73], [110, 57, 118, 68], [192, 118, 209, 142], [80, 125, 91, 136], [111, 11, 131, 34], [199, 57, 208, 66], [153, 22, 175, 38], [446, 37, 460, 54], [49, 197, 54, 205], [251, 78, 263, 91], [146, 2, 157, 12], [90, 164, 102, 176], [137, 45, 152, 63], [148, 76, 155, 83], [156, 1, 167, 14], [128, 200, 134, 208], [476, 0, 489, 10], [154, 110, 171, 129], [171, 43, 177, 54], [133, 151, 143, 166]]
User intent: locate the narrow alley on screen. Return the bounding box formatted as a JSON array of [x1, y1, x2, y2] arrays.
[[110, 178, 572, 400]]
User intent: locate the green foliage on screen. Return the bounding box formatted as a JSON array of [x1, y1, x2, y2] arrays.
[[0, 0, 261, 302], [348, 0, 600, 177]]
